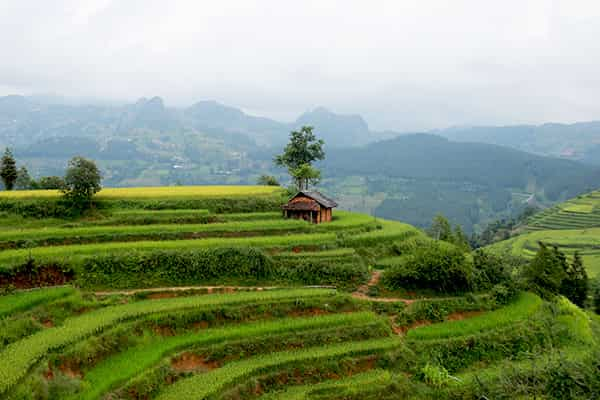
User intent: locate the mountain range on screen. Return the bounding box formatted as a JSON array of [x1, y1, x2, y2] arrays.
[[2, 94, 600, 232]]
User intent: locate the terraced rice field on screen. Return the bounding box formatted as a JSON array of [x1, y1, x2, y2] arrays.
[[1, 282, 593, 399], [1, 185, 598, 399], [486, 189, 600, 277], [526, 190, 600, 231]]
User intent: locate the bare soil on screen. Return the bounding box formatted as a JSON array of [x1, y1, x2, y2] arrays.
[[171, 353, 219, 372]]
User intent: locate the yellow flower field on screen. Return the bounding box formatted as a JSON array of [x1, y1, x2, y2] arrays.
[[0, 185, 282, 199]]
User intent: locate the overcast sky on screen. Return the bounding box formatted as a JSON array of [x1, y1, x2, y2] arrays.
[[1, 0, 600, 131]]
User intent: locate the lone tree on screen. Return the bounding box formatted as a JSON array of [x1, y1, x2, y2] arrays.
[[0, 148, 18, 190], [274, 126, 324, 191], [561, 251, 588, 307], [522, 243, 567, 298], [15, 166, 32, 190], [257, 175, 280, 186], [63, 156, 102, 208]]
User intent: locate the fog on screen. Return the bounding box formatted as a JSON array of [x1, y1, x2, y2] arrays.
[[1, 0, 600, 130]]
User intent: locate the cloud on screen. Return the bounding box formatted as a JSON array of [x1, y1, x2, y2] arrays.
[[1, 0, 600, 130]]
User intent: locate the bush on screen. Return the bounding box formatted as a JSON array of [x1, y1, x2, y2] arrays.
[[383, 242, 473, 293], [471, 250, 519, 291]]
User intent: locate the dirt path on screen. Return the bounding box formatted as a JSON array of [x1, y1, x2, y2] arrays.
[[351, 270, 416, 304], [94, 284, 336, 296]]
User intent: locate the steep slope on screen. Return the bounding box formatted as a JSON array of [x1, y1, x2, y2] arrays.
[[322, 134, 600, 232]]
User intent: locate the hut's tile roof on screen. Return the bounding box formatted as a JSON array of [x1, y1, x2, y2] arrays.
[[292, 191, 338, 208]]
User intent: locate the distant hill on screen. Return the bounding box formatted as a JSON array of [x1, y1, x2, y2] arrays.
[[0, 95, 377, 150], [437, 121, 600, 164], [3, 94, 600, 232], [322, 134, 600, 232]]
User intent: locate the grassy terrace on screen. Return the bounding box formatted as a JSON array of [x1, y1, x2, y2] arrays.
[[155, 337, 401, 400], [487, 228, 600, 277], [406, 292, 542, 340], [0, 217, 418, 272], [258, 369, 392, 400], [0, 211, 375, 249], [526, 190, 600, 231], [77, 312, 383, 400], [0, 286, 75, 318], [0, 288, 335, 395]]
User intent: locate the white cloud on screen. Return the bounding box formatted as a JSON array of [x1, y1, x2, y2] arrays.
[[1, 0, 600, 130]]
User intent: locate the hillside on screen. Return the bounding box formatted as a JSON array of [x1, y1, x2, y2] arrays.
[[3, 95, 600, 232], [323, 134, 600, 232], [488, 189, 600, 277], [0, 186, 598, 399], [437, 121, 600, 164]]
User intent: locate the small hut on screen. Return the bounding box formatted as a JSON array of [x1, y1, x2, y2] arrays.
[[282, 191, 338, 224]]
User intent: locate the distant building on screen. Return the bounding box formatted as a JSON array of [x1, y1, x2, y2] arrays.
[[282, 191, 338, 224]]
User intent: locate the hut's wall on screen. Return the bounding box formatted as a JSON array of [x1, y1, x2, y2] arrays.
[[283, 194, 334, 224]]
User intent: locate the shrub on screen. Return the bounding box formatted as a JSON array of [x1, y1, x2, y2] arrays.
[[383, 242, 473, 293], [471, 250, 518, 291]]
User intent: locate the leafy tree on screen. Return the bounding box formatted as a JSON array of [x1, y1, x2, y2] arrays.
[[522, 242, 568, 298], [453, 225, 471, 251], [257, 175, 280, 186], [561, 251, 588, 307], [291, 163, 321, 191], [0, 148, 17, 190], [14, 166, 33, 190], [274, 126, 324, 190], [63, 156, 102, 208], [37, 176, 67, 190], [428, 214, 453, 241], [383, 241, 473, 293]]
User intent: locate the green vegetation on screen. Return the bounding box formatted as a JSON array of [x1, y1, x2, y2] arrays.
[[406, 292, 542, 340], [78, 312, 382, 400], [274, 125, 325, 191], [246, 370, 393, 400], [0, 286, 75, 317], [155, 338, 400, 400], [62, 156, 102, 209], [1, 185, 599, 400], [0, 288, 334, 395], [1, 148, 17, 190]]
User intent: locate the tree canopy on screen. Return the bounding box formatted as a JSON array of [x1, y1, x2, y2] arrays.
[[275, 126, 324, 191], [0, 148, 17, 190], [63, 156, 102, 208]]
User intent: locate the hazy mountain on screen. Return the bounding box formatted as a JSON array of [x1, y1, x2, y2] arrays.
[[437, 121, 600, 163], [0, 96, 377, 150], [294, 107, 372, 146]]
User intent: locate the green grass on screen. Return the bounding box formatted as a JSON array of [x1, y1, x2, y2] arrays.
[[111, 209, 210, 216], [0, 211, 374, 244], [0, 233, 338, 271], [487, 228, 600, 277], [0, 214, 413, 272], [406, 292, 542, 340], [0, 286, 75, 318], [77, 312, 383, 400], [259, 369, 392, 400], [155, 337, 401, 400], [0, 288, 335, 395]]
